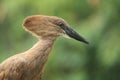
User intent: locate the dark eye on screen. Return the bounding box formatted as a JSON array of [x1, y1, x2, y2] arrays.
[[57, 22, 64, 27]]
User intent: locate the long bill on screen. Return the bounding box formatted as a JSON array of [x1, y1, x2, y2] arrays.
[[64, 26, 89, 44]]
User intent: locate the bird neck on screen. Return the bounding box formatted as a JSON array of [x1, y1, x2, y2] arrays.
[[30, 38, 56, 51], [23, 37, 57, 79], [25, 37, 56, 60]]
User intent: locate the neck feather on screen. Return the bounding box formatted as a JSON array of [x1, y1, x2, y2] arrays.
[[22, 38, 56, 79], [24, 38, 56, 62]]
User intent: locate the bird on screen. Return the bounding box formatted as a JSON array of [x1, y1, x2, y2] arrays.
[[0, 15, 89, 80]]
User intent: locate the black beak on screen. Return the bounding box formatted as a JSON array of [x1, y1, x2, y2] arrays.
[[64, 26, 89, 44]]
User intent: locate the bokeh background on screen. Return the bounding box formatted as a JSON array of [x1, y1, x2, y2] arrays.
[[0, 0, 120, 80]]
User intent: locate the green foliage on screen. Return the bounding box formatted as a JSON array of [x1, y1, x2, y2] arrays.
[[0, 0, 120, 80]]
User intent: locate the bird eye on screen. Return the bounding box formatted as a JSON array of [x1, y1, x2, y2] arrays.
[[57, 22, 64, 27]]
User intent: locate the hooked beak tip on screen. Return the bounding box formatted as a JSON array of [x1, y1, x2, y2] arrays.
[[81, 39, 89, 44]]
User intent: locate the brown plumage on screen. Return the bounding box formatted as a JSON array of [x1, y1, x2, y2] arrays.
[[0, 15, 88, 80]]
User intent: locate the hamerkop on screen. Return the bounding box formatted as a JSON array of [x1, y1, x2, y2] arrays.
[[0, 15, 89, 80]]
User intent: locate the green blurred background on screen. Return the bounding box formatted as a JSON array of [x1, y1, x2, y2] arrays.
[[0, 0, 120, 80]]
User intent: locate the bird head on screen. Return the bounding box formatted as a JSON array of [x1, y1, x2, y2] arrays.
[[23, 15, 89, 44]]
